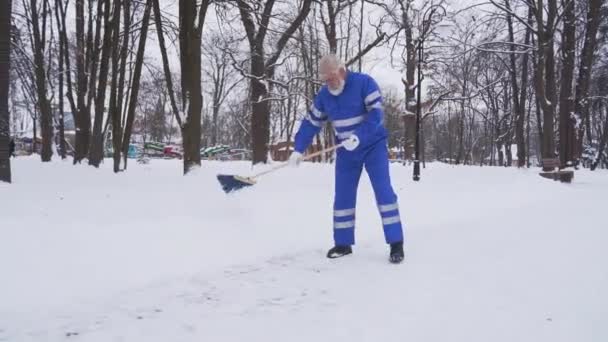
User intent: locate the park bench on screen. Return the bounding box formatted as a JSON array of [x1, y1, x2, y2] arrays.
[[539, 158, 574, 183]]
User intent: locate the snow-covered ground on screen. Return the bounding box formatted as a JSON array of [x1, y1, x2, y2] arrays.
[[1, 156, 607, 342]]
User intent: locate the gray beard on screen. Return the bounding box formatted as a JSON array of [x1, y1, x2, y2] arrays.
[[328, 79, 345, 96]]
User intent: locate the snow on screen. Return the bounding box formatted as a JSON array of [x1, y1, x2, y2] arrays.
[[1, 157, 608, 341]]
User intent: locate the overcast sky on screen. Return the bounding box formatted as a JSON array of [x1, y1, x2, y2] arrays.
[[14, 0, 492, 97]]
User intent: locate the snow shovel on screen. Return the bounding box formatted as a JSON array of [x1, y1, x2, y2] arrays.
[[217, 143, 344, 193]]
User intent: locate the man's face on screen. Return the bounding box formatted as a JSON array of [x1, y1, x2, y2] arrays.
[[320, 65, 345, 91]]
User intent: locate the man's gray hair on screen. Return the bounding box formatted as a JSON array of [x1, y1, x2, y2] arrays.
[[319, 54, 345, 71]]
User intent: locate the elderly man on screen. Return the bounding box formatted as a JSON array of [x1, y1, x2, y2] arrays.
[[289, 54, 405, 264]]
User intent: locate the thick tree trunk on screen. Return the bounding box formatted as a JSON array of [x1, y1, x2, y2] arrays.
[[0, 0, 11, 183], [58, 39, 66, 159], [558, 0, 576, 168], [518, 9, 532, 167], [74, 0, 90, 163], [575, 0, 603, 163], [250, 57, 270, 165], [56, 0, 77, 119], [506, 0, 530, 167], [55, 0, 66, 159], [89, 0, 115, 167], [110, 0, 130, 172], [178, 0, 206, 174], [30, 0, 53, 161], [237, 0, 312, 165], [85, 0, 103, 122], [542, 0, 558, 166], [531, 0, 557, 170]]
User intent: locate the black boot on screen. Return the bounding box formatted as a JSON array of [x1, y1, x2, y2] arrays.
[[327, 245, 352, 259], [389, 241, 404, 264]]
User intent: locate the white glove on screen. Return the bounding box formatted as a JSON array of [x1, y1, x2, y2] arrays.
[[288, 151, 303, 167], [342, 134, 360, 151]]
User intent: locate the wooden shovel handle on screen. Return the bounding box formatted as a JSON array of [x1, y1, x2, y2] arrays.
[[251, 143, 343, 180]]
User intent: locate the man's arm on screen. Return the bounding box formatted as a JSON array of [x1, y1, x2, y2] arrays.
[[293, 94, 327, 153], [353, 75, 384, 147]]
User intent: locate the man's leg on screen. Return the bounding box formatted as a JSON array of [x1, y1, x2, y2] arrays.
[[364, 141, 404, 245], [332, 152, 363, 247]]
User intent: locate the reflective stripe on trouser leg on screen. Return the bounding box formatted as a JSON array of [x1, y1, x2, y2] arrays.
[[333, 153, 363, 246], [364, 142, 404, 244]]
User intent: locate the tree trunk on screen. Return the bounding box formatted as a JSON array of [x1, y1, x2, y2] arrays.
[[403, 1, 416, 162], [456, 99, 465, 165], [89, 0, 115, 167], [178, 0, 207, 174], [211, 92, 220, 146], [575, 0, 603, 163], [30, 0, 53, 161], [152, 0, 182, 130], [109, 53, 122, 172], [110, 0, 130, 172], [558, 0, 576, 168], [250, 56, 270, 165], [32, 111, 37, 153], [74, 0, 90, 163], [56, 0, 77, 120], [506, 0, 530, 168], [236, 0, 313, 165], [591, 105, 608, 171], [57, 48, 66, 159], [531, 0, 557, 170], [55, 0, 66, 159], [357, 0, 364, 72], [526, 90, 532, 167], [543, 0, 558, 166], [122, 0, 152, 169], [321, 0, 338, 54], [518, 8, 533, 167], [115, 0, 131, 171], [85, 0, 103, 125], [0, 0, 11, 183]]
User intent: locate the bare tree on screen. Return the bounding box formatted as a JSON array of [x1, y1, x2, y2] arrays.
[[108, 0, 130, 172], [0, 0, 11, 183], [26, 0, 54, 161], [88, 0, 115, 167], [371, 0, 446, 162], [120, 0, 153, 170], [235, 0, 313, 164], [575, 0, 605, 164], [320, 0, 356, 54], [558, 0, 576, 168], [202, 33, 241, 147], [505, 0, 531, 167], [53, 0, 67, 159], [73, 0, 89, 163], [533, 0, 558, 169], [152, 0, 210, 174]]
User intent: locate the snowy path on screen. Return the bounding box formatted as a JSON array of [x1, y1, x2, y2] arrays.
[[1, 157, 607, 341]]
